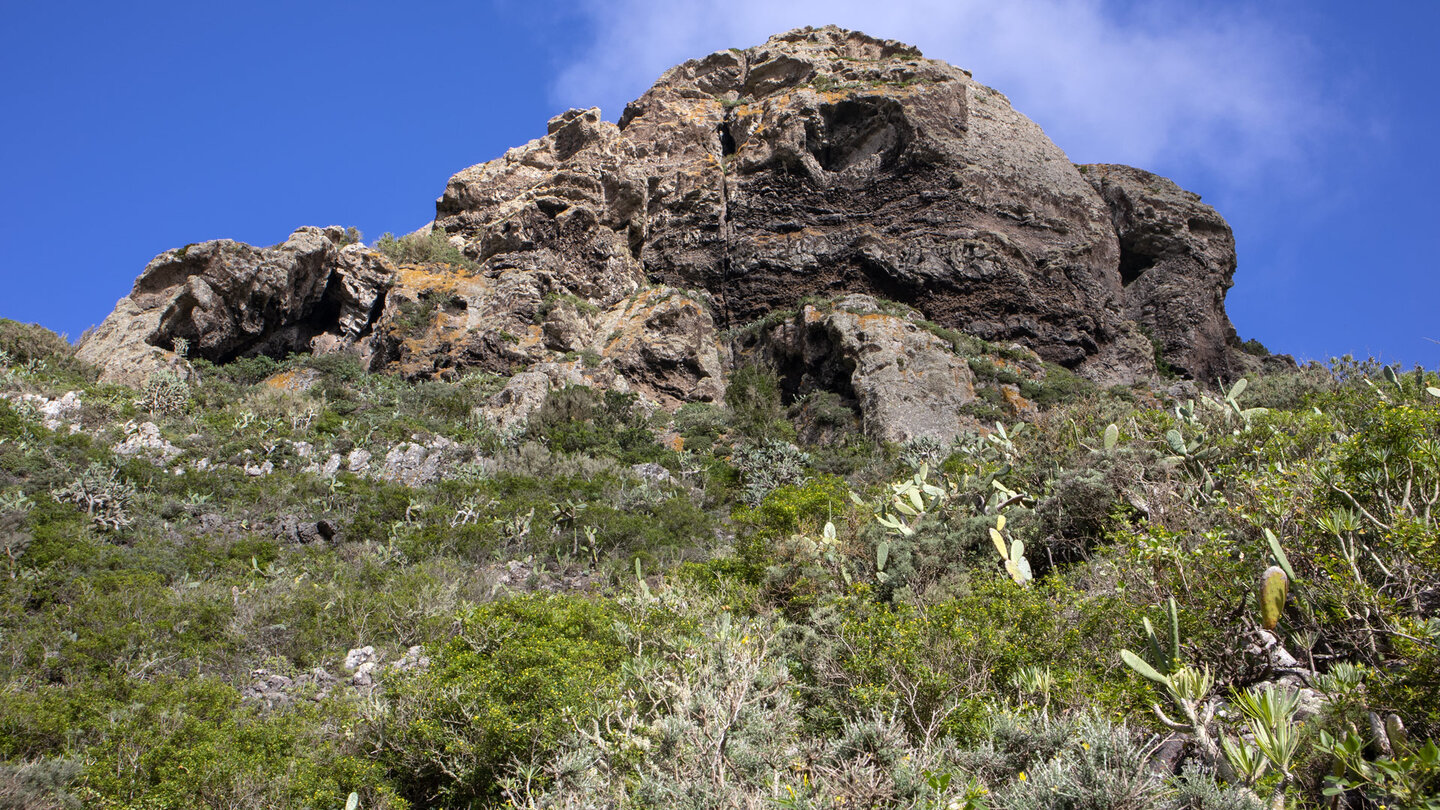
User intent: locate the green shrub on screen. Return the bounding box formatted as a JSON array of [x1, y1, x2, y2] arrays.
[[377, 594, 628, 806], [0, 320, 91, 382], [673, 402, 727, 451], [735, 475, 848, 542], [390, 290, 463, 333], [578, 495, 714, 567], [983, 712, 1169, 810], [526, 385, 660, 460], [731, 439, 811, 506], [1021, 362, 1096, 407], [136, 370, 190, 416], [725, 364, 794, 442], [1238, 337, 1270, 358], [374, 230, 478, 271], [0, 757, 84, 809], [0, 677, 402, 808], [194, 354, 281, 386], [76, 678, 402, 809]]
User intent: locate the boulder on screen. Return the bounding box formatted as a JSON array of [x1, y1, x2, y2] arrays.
[[81, 26, 1251, 409]]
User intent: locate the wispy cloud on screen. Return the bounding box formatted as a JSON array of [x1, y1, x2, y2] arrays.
[[552, 0, 1322, 183]]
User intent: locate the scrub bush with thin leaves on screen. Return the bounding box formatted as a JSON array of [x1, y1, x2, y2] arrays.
[[49, 463, 134, 531]]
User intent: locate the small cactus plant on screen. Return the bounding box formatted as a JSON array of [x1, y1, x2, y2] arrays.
[[989, 514, 1032, 585]]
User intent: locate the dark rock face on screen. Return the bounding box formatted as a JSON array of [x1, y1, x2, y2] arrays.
[[437, 26, 1160, 383], [82, 26, 1250, 439], [1081, 164, 1241, 382]]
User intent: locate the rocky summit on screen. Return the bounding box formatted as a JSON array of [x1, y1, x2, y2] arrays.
[[80, 26, 1256, 442]]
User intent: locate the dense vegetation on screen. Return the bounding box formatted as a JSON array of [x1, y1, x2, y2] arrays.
[[0, 316, 1436, 809]]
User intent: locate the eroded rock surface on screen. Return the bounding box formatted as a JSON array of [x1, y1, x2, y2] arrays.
[[80, 227, 395, 386], [1082, 164, 1242, 382], [436, 26, 1154, 382], [744, 295, 976, 443]]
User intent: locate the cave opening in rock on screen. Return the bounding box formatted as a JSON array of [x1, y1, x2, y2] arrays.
[[763, 322, 866, 443], [718, 121, 737, 157], [810, 98, 911, 173], [772, 324, 859, 405], [1118, 243, 1157, 287]]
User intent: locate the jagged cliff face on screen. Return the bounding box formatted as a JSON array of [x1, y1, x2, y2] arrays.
[[1082, 163, 1241, 385], [435, 27, 1156, 380], [79, 26, 1249, 441]]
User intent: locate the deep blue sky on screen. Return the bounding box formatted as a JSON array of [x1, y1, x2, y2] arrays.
[[2, 1, 1436, 368]]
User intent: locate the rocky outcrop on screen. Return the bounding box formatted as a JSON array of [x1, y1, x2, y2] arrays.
[[1081, 164, 1241, 382], [743, 295, 976, 443], [79, 227, 394, 386], [435, 26, 1163, 383], [82, 25, 1252, 435], [481, 359, 637, 434]]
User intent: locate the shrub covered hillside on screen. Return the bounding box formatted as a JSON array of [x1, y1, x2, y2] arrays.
[[0, 316, 1437, 809]]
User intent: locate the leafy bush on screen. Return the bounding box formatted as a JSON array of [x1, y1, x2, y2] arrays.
[[0, 677, 402, 808], [502, 607, 811, 810], [724, 364, 794, 442], [136, 370, 190, 416], [731, 439, 811, 506], [0, 319, 91, 382], [0, 758, 83, 809], [193, 353, 281, 386], [376, 594, 628, 806], [374, 229, 478, 271], [672, 402, 727, 451], [524, 385, 662, 462], [985, 712, 1168, 810], [1238, 337, 1270, 358]]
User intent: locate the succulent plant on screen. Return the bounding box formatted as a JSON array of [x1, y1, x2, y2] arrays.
[[989, 514, 1032, 585]]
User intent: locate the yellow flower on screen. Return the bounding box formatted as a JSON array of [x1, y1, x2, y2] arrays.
[[1018, 771, 1027, 781]]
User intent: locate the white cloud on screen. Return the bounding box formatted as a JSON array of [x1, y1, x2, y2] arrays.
[[551, 0, 1322, 183]]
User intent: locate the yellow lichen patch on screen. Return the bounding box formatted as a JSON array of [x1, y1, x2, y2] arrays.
[[261, 367, 321, 392], [857, 312, 900, 329], [395, 265, 462, 294], [520, 325, 545, 349], [1000, 385, 1034, 415], [678, 100, 722, 127]]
